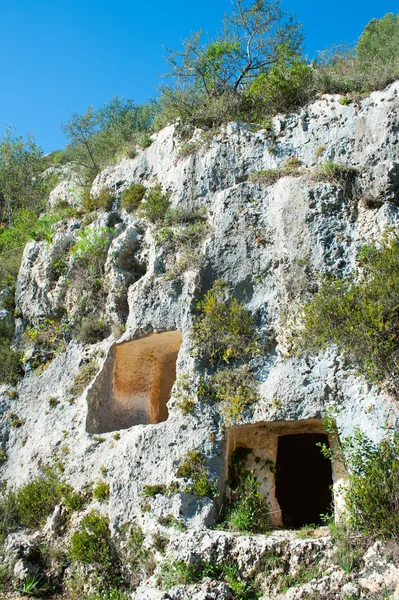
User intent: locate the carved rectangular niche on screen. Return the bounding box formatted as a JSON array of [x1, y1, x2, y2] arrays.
[[86, 331, 182, 434]]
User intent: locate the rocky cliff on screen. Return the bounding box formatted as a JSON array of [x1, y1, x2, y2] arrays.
[[1, 82, 399, 599]]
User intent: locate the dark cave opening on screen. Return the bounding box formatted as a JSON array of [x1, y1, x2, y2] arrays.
[[275, 433, 333, 528]]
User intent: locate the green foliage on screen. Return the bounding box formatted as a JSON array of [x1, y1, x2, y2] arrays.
[[160, 0, 303, 130], [142, 484, 168, 497], [311, 161, 359, 191], [223, 447, 271, 533], [158, 514, 187, 531], [74, 316, 109, 345], [0, 486, 19, 541], [0, 128, 49, 224], [124, 523, 155, 588], [329, 522, 362, 574], [93, 481, 110, 501], [0, 320, 22, 385], [314, 12, 399, 97], [210, 365, 260, 426], [249, 157, 303, 185], [191, 279, 258, 365], [0, 208, 65, 289], [17, 573, 43, 596], [61, 97, 159, 185], [69, 360, 99, 397], [24, 318, 65, 370], [247, 57, 314, 115], [71, 226, 112, 277], [69, 511, 117, 579], [174, 375, 195, 414], [8, 412, 25, 428], [279, 565, 320, 592], [139, 185, 171, 223], [294, 237, 399, 392], [157, 216, 208, 280], [120, 183, 147, 212], [82, 188, 116, 213], [159, 558, 261, 598], [356, 13, 399, 80], [159, 560, 198, 590], [343, 430, 399, 538], [16, 475, 59, 529], [176, 450, 217, 498]]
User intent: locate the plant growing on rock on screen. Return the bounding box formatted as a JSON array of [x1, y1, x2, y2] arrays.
[[82, 188, 116, 213], [139, 184, 171, 223], [74, 316, 110, 344], [120, 182, 147, 212], [176, 450, 217, 498], [191, 279, 259, 365], [249, 157, 303, 185], [69, 511, 120, 586], [93, 481, 110, 501], [209, 364, 260, 426], [293, 236, 399, 394], [222, 447, 271, 533], [69, 360, 99, 397]]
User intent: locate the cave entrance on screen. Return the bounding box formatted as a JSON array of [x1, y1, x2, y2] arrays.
[[275, 433, 333, 528], [86, 331, 182, 433], [226, 420, 346, 528]]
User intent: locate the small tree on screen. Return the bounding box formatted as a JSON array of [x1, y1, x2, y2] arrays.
[[0, 128, 48, 223], [160, 0, 303, 127]]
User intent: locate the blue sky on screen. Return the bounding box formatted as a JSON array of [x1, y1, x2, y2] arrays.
[[0, 0, 398, 152]]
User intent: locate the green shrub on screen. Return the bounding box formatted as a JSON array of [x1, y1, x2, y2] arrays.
[[8, 412, 25, 428], [311, 160, 359, 189], [124, 523, 155, 588], [191, 280, 258, 365], [120, 183, 147, 212], [249, 157, 303, 185], [82, 188, 116, 213], [93, 481, 110, 502], [0, 129, 49, 224], [158, 514, 187, 530], [210, 365, 260, 427], [247, 58, 315, 116], [159, 559, 198, 590], [74, 316, 109, 344], [344, 430, 399, 538], [69, 511, 116, 572], [176, 450, 217, 498], [163, 205, 206, 226], [293, 237, 399, 392], [141, 484, 168, 497], [24, 319, 65, 368], [16, 474, 61, 529], [140, 185, 171, 223], [222, 447, 271, 534], [0, 321, 22, 385], [71, 226, 112, 279], [356, 12, 399, 90], [173, 373, 195, 414], [329, 522, 362, 574], [69, 360, 99, 397], [0, 486, 19, 541]]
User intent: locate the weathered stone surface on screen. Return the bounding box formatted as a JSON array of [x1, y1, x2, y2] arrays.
[[1, 82, 399, 597]]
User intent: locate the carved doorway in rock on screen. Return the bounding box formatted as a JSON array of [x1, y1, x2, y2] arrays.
[[86, 331, 182, 433], [226, 420, 345, 528], [275, 433, 333, 527]]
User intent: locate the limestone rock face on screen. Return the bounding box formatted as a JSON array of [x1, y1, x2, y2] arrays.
[[2, 82, 399, 599]]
